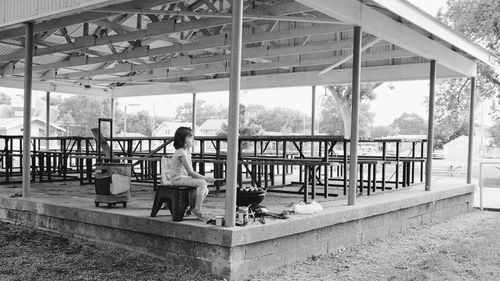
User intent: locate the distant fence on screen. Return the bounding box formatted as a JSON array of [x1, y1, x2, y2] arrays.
[[432, 165, 466, 177]]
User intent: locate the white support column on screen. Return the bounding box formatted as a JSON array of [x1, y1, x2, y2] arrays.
[[311, 86, 316, 137], [224, 0, 243, 227], [311, 86, 316, 156], [111, 97, 115, 134], [192, 92, 197, 135], [467, 77, 476, 183], [124, 104, 128, 134], [426, 60, 437, 191], [45, 91, 50, 149], [22, 22, 34, 197], [348, 26, 362, 206]]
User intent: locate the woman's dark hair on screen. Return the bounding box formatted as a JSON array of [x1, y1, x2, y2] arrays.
[[173, 127, 193, 149]]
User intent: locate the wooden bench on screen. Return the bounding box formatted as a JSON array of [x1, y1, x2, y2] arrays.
[[150, 185, 196, 221]]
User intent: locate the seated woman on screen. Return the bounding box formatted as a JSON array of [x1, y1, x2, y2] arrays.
[[170, 127, 215, 220]]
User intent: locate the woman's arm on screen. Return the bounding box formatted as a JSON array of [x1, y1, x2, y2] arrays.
[[179, 155, 215, 183]]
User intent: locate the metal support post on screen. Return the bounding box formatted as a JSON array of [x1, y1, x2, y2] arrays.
[[22, 22, 34, 197], [224, 0, 243, 227], [425, 60, 437, 191], [348, 26, 362, 205], [467, 77, 476, 183]]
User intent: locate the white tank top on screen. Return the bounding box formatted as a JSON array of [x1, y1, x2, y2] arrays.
[[170, 148, 190, 180]]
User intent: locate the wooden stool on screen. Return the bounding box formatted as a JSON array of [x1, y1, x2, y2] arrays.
[[150, 185, 196, 221]]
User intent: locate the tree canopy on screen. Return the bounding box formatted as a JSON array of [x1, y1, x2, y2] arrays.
[[175, 100, 226, 126], [55, 96, 112, 137], [320, 85, 377, 138], [0, 93, 12, 105], [391, 113, 427, 135], [437, 0, 500, 145], [252, 106, 309, 133], [217, 104, 264, 139]]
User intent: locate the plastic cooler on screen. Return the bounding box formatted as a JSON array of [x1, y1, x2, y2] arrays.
[[94, 163, 131, 208], [93, 117, 131, 208]]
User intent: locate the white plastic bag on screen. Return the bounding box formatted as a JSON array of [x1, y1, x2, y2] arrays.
[[109, 173, 130, 194], [310, 201, 323, 211], [294, 200, 323, 214], [160, 156, 172, 185]]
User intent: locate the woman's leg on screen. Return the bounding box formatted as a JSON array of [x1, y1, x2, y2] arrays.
[[187, 189, 196, 213], [173, 177, 208, 211]]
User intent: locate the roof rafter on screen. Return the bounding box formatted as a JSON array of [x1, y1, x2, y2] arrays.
[[94, 48, 414, 82], [93, 8, 347, 25], [0, 76, 110, 96], [111, 63, 464, 97], [0, 0, 184, 40], [319, 37, 382, 75], [296, 0, 477, 76], [7, 24, 347, 75]]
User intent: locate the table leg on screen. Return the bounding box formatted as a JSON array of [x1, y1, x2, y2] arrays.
[[406, 162, 411, 186], [270, 165, 275, 186], [324, 164, 328, 198], [79, 157, 83, 185], [86, 158, 93, 184], [359, 163, 364, 195], [311, 166, 316, 200], [402, 162, 406, 187], [367, 163, 372, 196], [238, 164, 242, 188], [381, 163, 386, 191], [153, 160, 158, 191], [47, 153, 52, 181], [303, 166, 309, 203], [264, 164, 268, 189], [39, 153, 44, 182]]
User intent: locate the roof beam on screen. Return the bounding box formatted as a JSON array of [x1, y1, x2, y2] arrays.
[[370, 0, 498, 67], [319, 37, 382, 75], [111, 63, 464, 97], [0, 1, 312, 62], [0, 17, 229, 62], [7, 24, 348, 75], [56, 37, 390, 79], [93, 8, 347, 25], [0, 77, 111, 96], [97, 42, 406, 82], [296, 0, 477, 77]]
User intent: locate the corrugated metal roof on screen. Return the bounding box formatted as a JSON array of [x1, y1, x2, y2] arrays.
[[0, 0, 131, 29], [0, 0, 496, 96]]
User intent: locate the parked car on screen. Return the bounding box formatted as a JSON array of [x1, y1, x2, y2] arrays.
[[432, 150, 445, 159]]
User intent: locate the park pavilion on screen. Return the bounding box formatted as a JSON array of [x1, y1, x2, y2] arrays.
[[0, 0, 498, 280]]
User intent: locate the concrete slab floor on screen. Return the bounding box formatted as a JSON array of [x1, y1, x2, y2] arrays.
[[0, 175, 482, 224], [0, 180, 343, 221]]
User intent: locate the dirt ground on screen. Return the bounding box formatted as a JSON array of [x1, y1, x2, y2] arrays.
[[1, 210, 500, 281]]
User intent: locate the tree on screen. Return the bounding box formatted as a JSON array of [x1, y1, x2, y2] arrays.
[[252, 107, 309, 133], [391, 113, 427, 135], [321, 85, 377, 138], [0, 93, 11, 105], [489, 123, 500, 145], [318, 103, 344, 135], [371, 125, 398, 139], [55, 96, 112, 137], [218, 104, 264, 139], [175, 100, 226, 126], [127, 110, 153, 136], [41, 94, 64, 106], [437, 0, 500, 146]]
